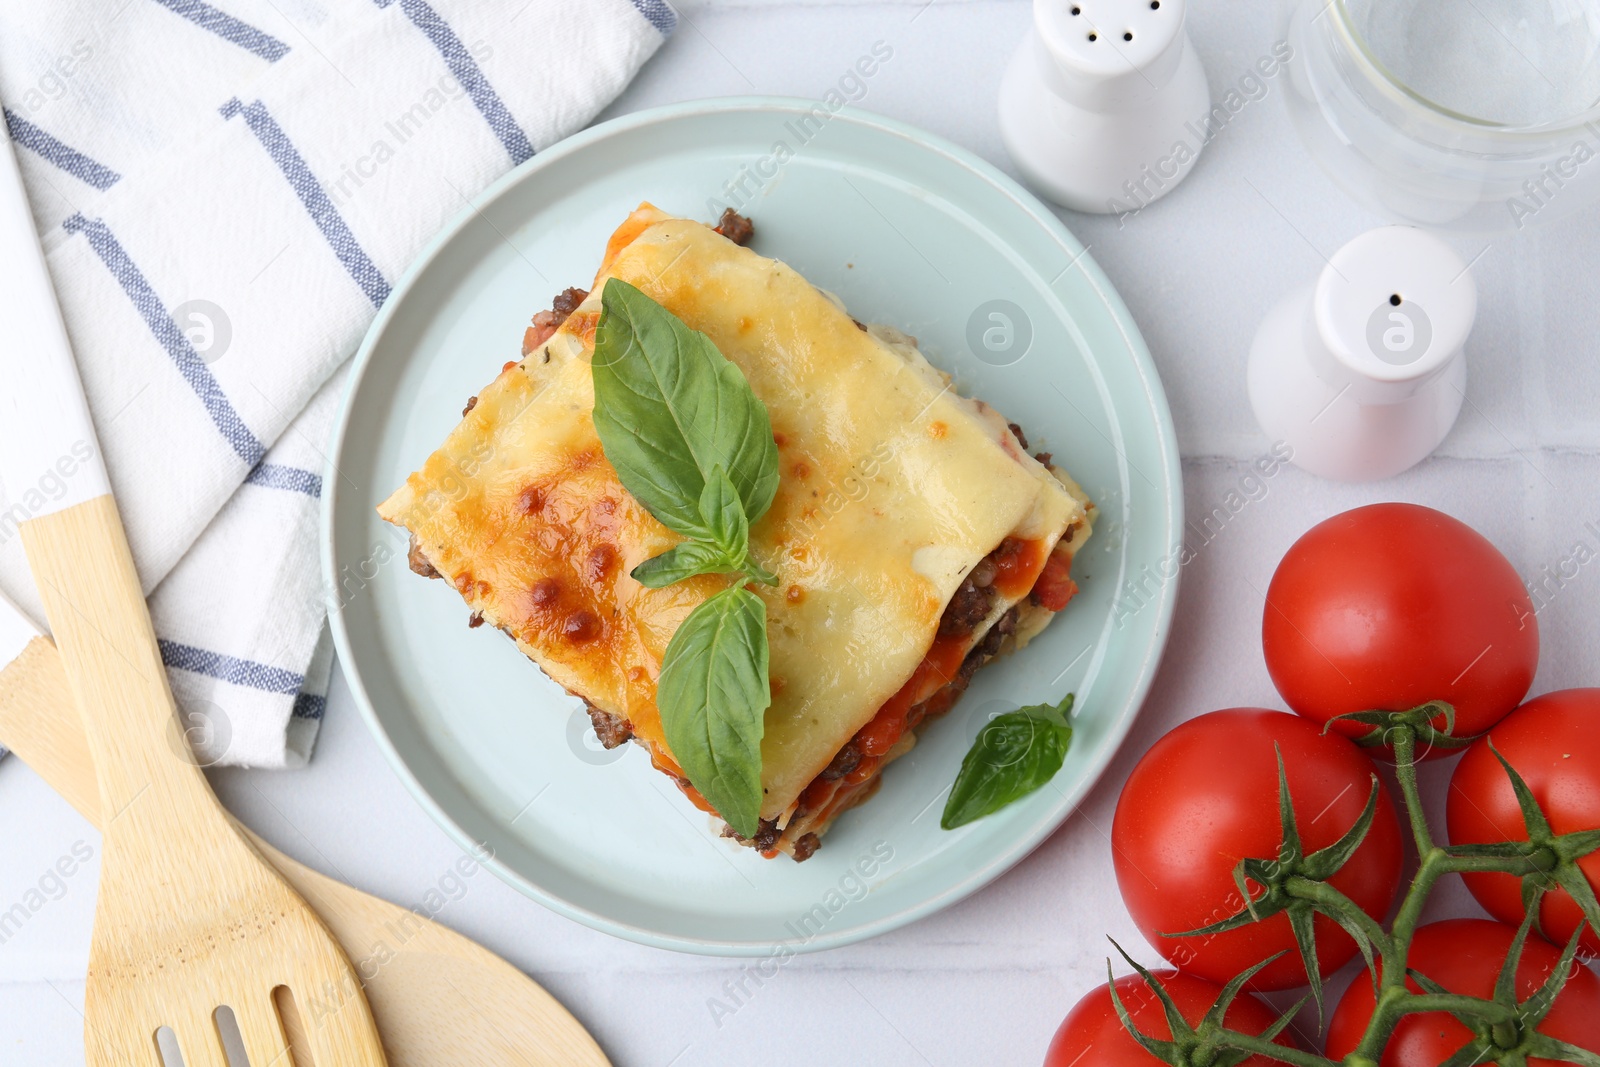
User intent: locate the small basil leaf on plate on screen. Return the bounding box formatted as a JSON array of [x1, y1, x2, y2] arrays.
[[941, 693, 1074, 831], [657, 585, 771, 838], [590, 279, 780, 537]]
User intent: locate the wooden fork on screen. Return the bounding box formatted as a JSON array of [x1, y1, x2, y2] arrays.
[[0, 628, 613, 1067], [0, 129, 387, 1066]]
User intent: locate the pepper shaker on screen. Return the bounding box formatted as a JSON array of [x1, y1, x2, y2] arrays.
[[998, 0, 1211, 214], [1247, 226, 1477, 482]]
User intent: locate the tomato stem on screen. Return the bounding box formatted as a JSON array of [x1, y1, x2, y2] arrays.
[[1284, 876, 1395, 961], [1390, 992, 1517, 1025], [1213, 1030, 1335, 1067], [1389, 728, 1434, 856], [1349, 728, 1456, 1063]]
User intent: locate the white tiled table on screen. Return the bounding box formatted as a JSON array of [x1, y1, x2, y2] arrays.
[[4, 2, 1598, 1063]]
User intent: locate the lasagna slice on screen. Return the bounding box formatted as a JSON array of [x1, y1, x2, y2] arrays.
[[378, 205, 1094, 861]]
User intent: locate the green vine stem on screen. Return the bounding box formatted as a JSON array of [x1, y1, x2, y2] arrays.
[[1216, 1031, 1337, 1067], [1388, 727, 1432, 857], [1114, 706, 1600, 1067]]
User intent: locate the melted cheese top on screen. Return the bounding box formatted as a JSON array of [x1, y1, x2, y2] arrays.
[[379, 205, 1083, 818]]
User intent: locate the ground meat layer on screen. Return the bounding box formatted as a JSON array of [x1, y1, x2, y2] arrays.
[[523, 286, 591, 354], [713, 208, 754, 246], [585, 702, 634, 749]]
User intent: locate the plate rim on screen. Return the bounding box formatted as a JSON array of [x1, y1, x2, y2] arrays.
[[322, 95, 1183, 955]]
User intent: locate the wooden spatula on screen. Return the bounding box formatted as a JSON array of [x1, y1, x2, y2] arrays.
[[0, 626, 612, 1067], [0, 124, 386, 1065]]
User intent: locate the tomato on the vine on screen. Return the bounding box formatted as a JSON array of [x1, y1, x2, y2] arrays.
[[1448, 688, 1600, 956], [1326, 919, 1600, 1065], [1045, 970, 1292, 1067], [1111, 709, 1403, 990], [1262, 503, 1537, 755]]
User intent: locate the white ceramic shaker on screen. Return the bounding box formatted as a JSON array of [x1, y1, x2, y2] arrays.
[[998, 0, 1210, 213], [1248, 225, 1477, 482]]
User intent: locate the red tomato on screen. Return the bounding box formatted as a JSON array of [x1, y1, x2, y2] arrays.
[[1262, 503, 1537, 756], [1045, 970, 1292, 1066], [1112, 709, 1404, 990], [1326, 919, 1600, 1065], [1448, 689, 1600, 956]]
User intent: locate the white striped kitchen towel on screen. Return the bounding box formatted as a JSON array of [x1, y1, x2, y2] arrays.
[[0, 0, 674, 767]]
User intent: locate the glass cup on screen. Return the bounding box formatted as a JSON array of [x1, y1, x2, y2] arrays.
[[1283, 0, 1600, 232]]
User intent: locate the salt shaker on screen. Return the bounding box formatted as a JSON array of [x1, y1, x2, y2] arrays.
[[998, 0, 1210, 214], [1247, 226, 1477, 483]]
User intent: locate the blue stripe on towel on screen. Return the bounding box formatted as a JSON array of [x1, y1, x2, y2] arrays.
[[292, 692, 327, 720], [148, 0, 291, 61], [221, 97, 392, 308], [374, 0, 536, 165], [158, 639, 305, 694], [628, 0, 677, 35], [61, 214, 266, 467], [246, 462, 323, 498], [3, 109, 122, 190]]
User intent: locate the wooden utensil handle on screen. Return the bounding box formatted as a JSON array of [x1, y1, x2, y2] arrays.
[[21, 496, 220, 836], [0, 635, 617, 1067], [3, 119, 208, 835], [0, 637, 99, 820]]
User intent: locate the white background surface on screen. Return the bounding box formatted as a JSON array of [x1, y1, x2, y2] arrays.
[[4, 1, 1600, 1064]]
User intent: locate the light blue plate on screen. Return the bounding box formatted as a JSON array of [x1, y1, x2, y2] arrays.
[[324, 98, 1181, 955]]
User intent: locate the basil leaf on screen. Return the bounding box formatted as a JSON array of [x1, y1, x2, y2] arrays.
[[698, 466, 748, 557], [591, 279, 780, 537], [631, 540, 746, 588], [941, 693, 1074, 830], [630, 469, 778, 587], [589, 282, 781, 835], [697, 466, 777, 585], [741, 559, 779, 587], [657, 586, 771, 838]]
